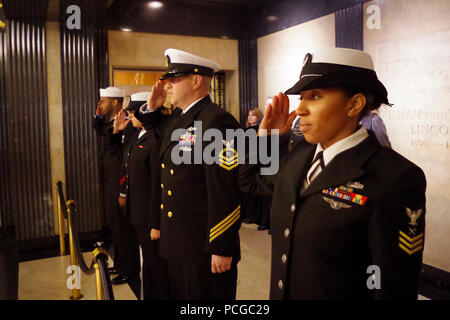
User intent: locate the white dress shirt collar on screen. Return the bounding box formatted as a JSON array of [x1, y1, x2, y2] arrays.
[[138, 128, 147, 139], [181, 95, 208, 115], [312, 126, 369, 166]]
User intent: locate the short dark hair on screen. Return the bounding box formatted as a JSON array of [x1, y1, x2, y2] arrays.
[[340, 86, 382, 120]]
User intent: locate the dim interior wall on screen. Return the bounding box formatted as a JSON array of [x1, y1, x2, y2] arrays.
[[257, 14, 335, 113], [364, 0, 450, 271], [45, 21, 66, 235], [108, 31, 240, 121]]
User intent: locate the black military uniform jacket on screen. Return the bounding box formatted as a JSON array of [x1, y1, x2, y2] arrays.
[[119, 129, 161, 229], [136, 95, 242, 266], [93, 116, 123, 186], [240, 132, 426, 299]]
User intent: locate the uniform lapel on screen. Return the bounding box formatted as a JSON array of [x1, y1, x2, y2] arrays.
[[279, 142, 316, 196], [159, 95, 210, 158], [135, 130, 148, 145], [300, 134, 380, 198]]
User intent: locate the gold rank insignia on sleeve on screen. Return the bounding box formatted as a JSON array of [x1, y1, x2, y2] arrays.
[[398, 230, 424, 255], [218, 140, 238, 171], [398, 207, 424, 255], [210, 205, 240, 242]]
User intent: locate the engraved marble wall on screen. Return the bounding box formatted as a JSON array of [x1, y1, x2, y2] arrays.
[[364, 0, 450, 271]]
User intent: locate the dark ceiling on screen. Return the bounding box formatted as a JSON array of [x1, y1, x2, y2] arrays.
[[165, 0, 269, 9], [103, 0, 367, 39], [5, 0, 368, 40]]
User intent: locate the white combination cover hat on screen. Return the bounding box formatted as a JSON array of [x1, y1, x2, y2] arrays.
[[160, 48, 222, 80]]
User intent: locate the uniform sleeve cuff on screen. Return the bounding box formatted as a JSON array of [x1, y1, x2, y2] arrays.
[[119, 193, 127, 198], [140, 103, 155, 114]]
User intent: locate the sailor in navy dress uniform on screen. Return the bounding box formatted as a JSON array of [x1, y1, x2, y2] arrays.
[[135, 49, 241, 299], [117, 92, 170, 299], [239, 48, 426, 299], [93, 87, 136, 283]]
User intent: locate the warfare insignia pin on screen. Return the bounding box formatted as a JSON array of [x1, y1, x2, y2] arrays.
[[219, 140, 238, 171], [346, 181, 364, 189], [322, 196, 351, 210]]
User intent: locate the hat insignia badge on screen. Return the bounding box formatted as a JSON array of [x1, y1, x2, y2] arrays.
[[164, 56, 170, 68], [303, 53, 312, 67]]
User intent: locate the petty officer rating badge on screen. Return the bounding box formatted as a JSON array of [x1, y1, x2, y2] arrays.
[[219, 139, 238, 171], [398, 208, 424, 256]]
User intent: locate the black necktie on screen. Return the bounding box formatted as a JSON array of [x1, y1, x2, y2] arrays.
[[172, 107, 182, 117], [311, 151, 325, 170]]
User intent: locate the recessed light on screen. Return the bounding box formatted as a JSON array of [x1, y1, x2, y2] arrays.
[[120, 27, 132, 32], [267, 15, 278, 22], [148, 1, 163, 9]]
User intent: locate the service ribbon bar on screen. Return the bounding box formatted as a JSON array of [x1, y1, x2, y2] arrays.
[[322, 186, 368, 206]]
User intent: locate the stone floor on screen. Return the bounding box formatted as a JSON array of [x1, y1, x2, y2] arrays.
[[18, 223, 271, 300], [18, 222, 428, 300]]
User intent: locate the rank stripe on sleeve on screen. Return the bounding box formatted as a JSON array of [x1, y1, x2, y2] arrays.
[[399, 230, 423, 243], [398, 243, 423, 255], [219, 162, 238, 171], [210, 205, 240, 242], [398, 230, 424, 255], [399, 235, 423, 249]]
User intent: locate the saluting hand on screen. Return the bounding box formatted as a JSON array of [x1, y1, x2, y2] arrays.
[[113, 110, 130, 134], [147, 80, 167, 111], [211, 255, 232, 274], [258, 92, 297, 136]]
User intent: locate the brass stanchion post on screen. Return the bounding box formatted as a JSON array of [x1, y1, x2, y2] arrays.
[[67, 200, 83, 300], [57, 192, 66, 256], [94, 263, 104, 300], [93, 247, 108, 300]]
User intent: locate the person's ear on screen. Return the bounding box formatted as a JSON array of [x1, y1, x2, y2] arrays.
[[347, 93, 366, 118], [192, 75, 203, 90], [111, 98, 118, 107]]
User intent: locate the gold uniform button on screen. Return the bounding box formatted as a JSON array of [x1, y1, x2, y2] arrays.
[[161, 163, 165, 169], [170, 169, 174, 175], [281, 254, 287, 264], [161, 184, 164, 189], [278, 280, 283, 290], [168, 190, 172, 196], [160, 204, 164, 210], [168, 211, 173, 218]]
